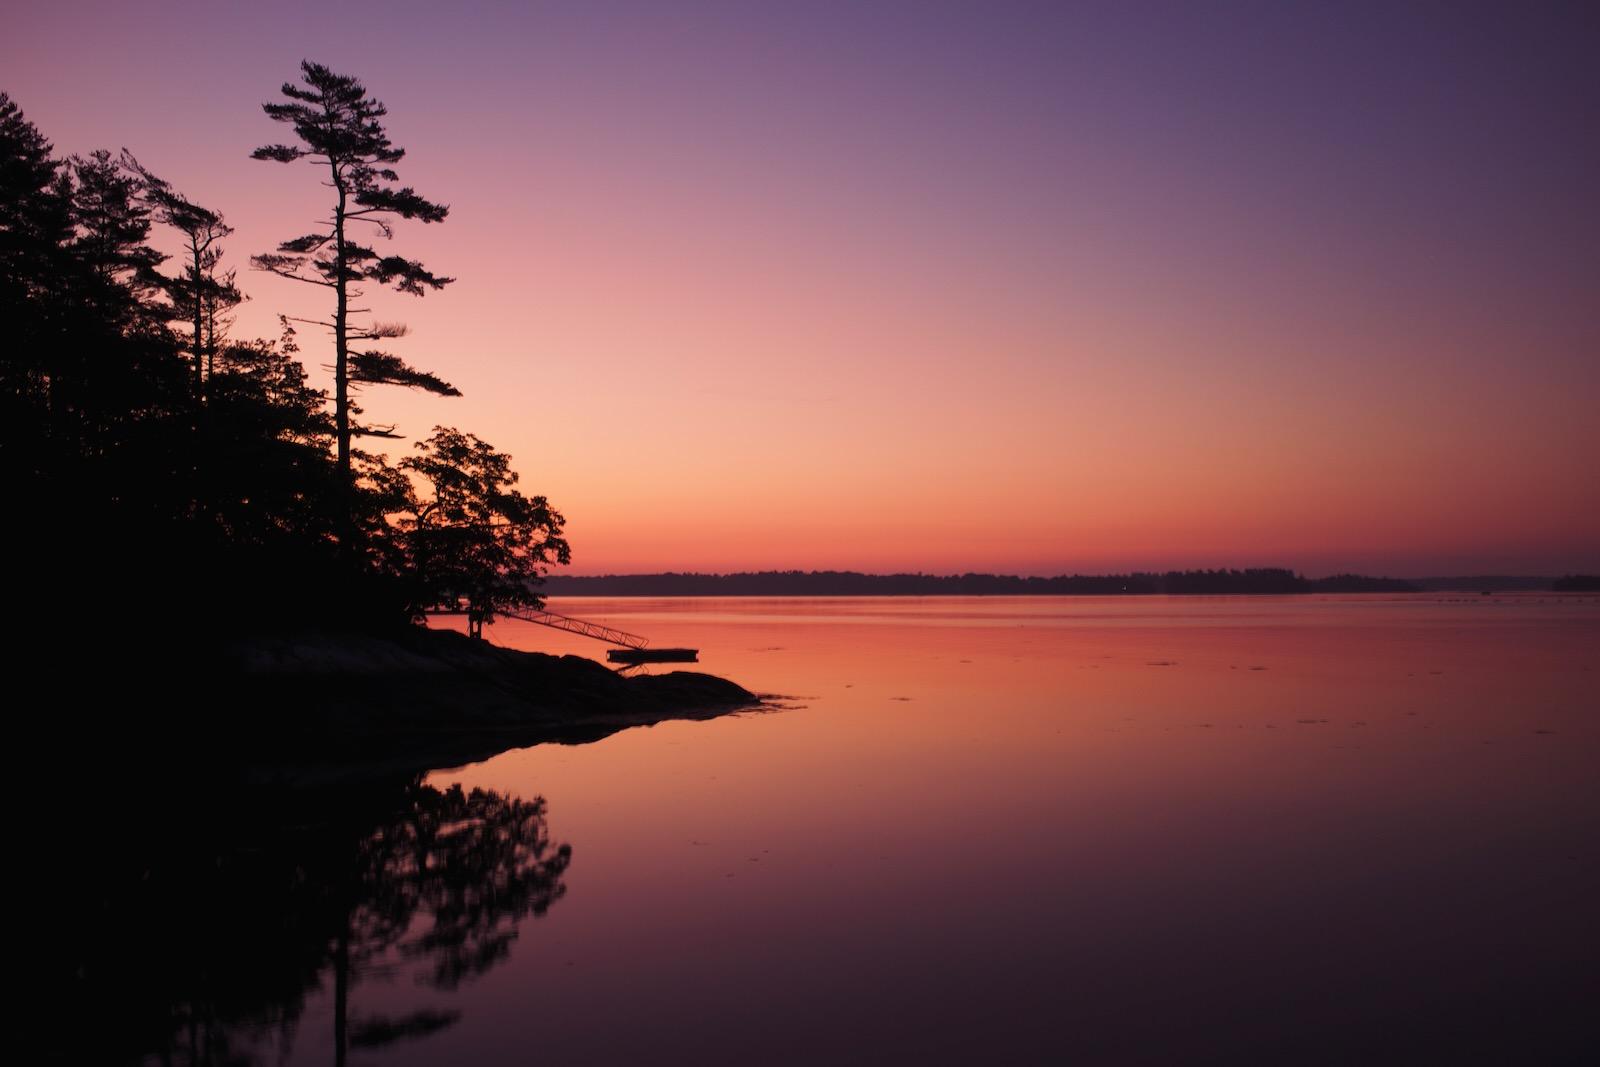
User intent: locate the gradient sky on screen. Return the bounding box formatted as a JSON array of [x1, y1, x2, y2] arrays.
[[5, 1, 1596, 575]]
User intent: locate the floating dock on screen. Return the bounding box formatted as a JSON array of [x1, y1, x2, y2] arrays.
[[426, 601, 698, 666], [607, 647, 700, 665]]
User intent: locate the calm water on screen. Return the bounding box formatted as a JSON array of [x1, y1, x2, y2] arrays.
[[113, 596, 1600, 1063]]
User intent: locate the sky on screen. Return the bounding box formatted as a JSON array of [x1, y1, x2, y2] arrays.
[[4, 1, 1596, 576]]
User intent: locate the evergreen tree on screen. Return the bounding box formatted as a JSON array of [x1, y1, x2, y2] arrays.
[[67, 148, 165, 326], [126, 152, 243, 396], [60, 148, 186, 500], [0, 92, 71, 312], [250, 61, 459, 517], [0, 92, 72, 479]]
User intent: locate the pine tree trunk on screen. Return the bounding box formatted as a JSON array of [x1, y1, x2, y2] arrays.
[[191, 238, 206, 529], [191, 239, 203, 397], [334, 179, 350, 481], [333, 171, 353, 551]]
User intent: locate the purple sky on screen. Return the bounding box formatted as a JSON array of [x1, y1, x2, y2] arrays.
[[5, 2, 1596, 574]]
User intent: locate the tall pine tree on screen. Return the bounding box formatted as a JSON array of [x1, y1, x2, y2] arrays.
[[250, 61, 459, 524]]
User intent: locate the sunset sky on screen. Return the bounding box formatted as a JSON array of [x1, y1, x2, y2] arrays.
[[6, 1, 1595, 575]]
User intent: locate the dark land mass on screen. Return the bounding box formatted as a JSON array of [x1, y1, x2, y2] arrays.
[[25, 623, 758, 1063], [1412, 575, 1566, 592], [34, 625, 758, 786], [2, 89, 758, 787], [540, 568, 1425, 597]]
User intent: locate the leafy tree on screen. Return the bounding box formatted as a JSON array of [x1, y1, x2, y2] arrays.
[[250, 61, 460, 507], [400, 426, 571, 636]]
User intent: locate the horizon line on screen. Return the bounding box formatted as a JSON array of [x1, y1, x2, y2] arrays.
[[543, 567, 1595, 582]]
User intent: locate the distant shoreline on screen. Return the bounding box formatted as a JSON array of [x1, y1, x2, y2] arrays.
[[540, 570, 1596, 597]]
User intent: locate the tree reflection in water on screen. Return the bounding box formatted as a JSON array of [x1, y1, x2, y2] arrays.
[[40, 773, 571, 1064]]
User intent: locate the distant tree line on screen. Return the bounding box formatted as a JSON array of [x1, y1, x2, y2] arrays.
[[1, 67, 567, 642], [539, 569, 1423, 597], [1408, 575, 1580, 592], [1551, 575, 1600, 592]]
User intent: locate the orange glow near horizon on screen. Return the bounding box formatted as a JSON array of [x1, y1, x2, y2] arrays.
[[5, 4, 1596, 576]]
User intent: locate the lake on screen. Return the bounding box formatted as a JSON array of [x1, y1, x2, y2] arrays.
[[116, 595, 1600, 1063]]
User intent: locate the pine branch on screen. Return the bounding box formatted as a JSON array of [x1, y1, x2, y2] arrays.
[[368, 256, 453, 295], [351, 350, 462, 396], [250, 253, 336, 287], [251, 143, 307, 163]]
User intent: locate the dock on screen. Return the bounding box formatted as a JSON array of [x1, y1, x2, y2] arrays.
[[427, 600, 698, 666], [606, 647, 700, 665]]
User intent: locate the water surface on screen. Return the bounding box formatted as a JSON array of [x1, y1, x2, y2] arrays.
[[120, 595, 1600, 1063]]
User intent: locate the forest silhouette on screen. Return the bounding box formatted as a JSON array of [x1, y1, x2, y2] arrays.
[[1, 66, 565, 660]]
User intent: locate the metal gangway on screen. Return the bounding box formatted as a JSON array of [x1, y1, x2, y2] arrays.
[[496, 604, 649, 649]]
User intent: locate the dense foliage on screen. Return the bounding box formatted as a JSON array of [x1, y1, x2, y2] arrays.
[[1, 81, 566, 638]]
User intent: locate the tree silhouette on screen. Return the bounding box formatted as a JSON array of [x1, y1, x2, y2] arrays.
[[250, 60, 459, 524], [0, 92, 72, 478], [400, 426, 572, 636], [7, 85, 576, 640], [57, 148, 190, 509], [67, 148, 164, 310], [126, 152, 243, 396]]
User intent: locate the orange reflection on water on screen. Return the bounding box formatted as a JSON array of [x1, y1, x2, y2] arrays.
[[421, 595, 1598, 1063]]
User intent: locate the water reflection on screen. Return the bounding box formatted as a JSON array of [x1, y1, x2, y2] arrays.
[[41, 772, 570, 1065]]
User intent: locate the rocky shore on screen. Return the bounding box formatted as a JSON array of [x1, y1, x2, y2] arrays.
[[59, 626, 760, 783]]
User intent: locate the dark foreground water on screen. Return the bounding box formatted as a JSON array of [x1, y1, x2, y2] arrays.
[[63, 596, 1600, 1064]]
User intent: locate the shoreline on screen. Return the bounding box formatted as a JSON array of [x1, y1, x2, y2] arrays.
[[537, 573, 1596, 597], [42, 625, 760, 785]]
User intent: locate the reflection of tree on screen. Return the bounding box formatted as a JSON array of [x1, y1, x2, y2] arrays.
[[331, 782, 572, 1063], [36, 774, 570, 1065]]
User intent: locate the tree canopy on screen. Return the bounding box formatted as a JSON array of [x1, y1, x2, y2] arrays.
[[3, 75, 568, 641], [402, 427, 572, 635]]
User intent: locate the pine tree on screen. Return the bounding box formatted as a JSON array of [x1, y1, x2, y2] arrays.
[[67, 149, 165, 327], [125, 152, 242, 397], [0, 92, 71, 305], [0, 92, 72, 460], [60, 149, 177, 461], [250, 61, 459, 514]]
